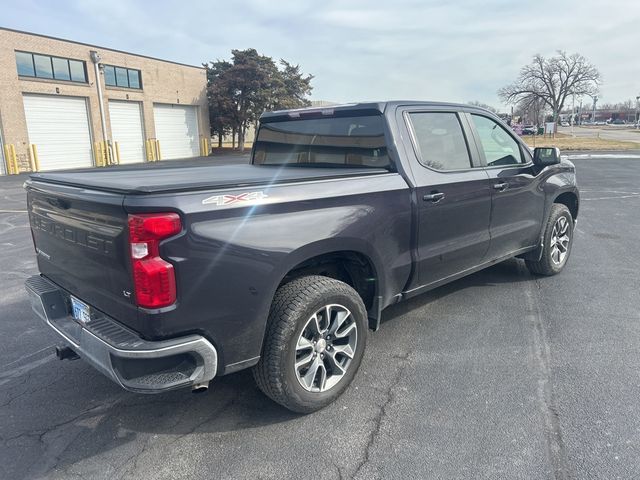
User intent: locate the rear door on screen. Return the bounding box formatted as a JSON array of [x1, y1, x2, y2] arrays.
[[466, 113, 545, 258], [402, 109, 492, 287]]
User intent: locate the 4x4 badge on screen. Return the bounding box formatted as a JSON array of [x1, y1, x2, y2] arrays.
[[202, 191, 268, 206]]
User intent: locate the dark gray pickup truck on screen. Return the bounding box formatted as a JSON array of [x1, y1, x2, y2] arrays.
[[25, 101, 578, 413]]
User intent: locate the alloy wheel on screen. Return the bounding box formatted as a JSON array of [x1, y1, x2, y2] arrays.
[[550, 216, 571, 265], [294, 304, 358, 393]]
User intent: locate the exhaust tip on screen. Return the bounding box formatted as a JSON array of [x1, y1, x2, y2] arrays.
[[192, 382, 209, 394]]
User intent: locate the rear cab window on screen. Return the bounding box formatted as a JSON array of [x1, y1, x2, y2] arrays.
[[406, 112, 473, 171], [252, 115, 390, 168]]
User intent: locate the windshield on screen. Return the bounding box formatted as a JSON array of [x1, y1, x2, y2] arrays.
[[252, 115, 390, 168]]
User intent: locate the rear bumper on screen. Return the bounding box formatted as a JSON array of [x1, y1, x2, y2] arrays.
[[25, 275, 218, 393]]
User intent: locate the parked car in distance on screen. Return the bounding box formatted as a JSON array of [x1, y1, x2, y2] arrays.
[[24, 101, 579, 413], [560, 121, 570, 127], [522, 125, 537, 135]]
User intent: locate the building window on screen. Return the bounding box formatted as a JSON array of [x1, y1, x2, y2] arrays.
[[15, 51, 87, 83], [103, 65, 142, 89]]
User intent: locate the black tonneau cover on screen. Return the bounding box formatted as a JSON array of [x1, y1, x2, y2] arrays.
[[29, 164, 388, 194]]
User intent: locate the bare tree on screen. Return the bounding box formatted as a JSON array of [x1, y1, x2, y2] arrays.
[[514, 94, 546, 126], [498, 51, 601, 121], [467, 100, 498, 113]]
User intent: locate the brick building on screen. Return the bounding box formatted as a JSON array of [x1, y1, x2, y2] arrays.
[[0, 27, 210, 174]]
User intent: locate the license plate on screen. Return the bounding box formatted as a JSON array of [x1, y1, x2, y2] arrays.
[[70, 296, 91, 324]]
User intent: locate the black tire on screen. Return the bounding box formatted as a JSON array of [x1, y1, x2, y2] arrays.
[[526, 203, 574, 276], [253, 275, 368, 413]]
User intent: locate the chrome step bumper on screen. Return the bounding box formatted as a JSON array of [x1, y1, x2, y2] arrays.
[[25, 275, 218, 393]]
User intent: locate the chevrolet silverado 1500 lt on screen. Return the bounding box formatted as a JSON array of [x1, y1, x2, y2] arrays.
[[25, 101, 578, 413]]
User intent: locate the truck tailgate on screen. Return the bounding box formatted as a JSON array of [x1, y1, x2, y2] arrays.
[[26, 180, 138, 327]]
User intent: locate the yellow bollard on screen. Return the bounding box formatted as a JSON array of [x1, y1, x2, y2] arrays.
[[31, 144, 40, 172], [96, 142, 102, 167], [28, 144, 40, 172], [95, 142, 107, 167], [94, 142, 101, 166], [114, 142, 121, 164], [146, 139, 158, 161], [155, 140, 161, 160], [10, 145, 18, 174], [3, 145, 13, 174], [201, 137, 210, 156]]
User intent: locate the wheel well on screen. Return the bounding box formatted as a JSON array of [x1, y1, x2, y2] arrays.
[[280, 251, 377, 313], [554, 192, 578, 220]]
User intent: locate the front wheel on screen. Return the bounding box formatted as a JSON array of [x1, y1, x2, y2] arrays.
[[253, 275, 368, 413], [526, 204, 574, 276]]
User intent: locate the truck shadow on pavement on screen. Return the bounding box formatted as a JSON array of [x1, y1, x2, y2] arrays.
[[1, 258, 534, 478], [380, 258, 533, 325]]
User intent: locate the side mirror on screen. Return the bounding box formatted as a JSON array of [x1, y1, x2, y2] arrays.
[[533, 147, 561, 167]]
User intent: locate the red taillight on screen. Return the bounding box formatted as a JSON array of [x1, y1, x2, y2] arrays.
[[128, 213, 181, 308]]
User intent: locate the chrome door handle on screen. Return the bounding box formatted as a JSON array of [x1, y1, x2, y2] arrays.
[[423, 192, 445, 203], [493, 182, 509, 191]]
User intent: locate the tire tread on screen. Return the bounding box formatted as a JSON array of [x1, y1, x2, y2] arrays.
[[252, 275, 366, 413]]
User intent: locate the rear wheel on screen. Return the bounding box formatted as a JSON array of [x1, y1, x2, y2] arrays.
[[526, 204, 574, 276], [253, 275, 367, 413]]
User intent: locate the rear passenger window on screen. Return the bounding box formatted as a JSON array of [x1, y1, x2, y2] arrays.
[[408, 112, 472, 170], [471, 114, 524, 166]]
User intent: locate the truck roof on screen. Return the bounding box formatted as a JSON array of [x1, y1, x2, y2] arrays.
[[260, 101, 492, 122]]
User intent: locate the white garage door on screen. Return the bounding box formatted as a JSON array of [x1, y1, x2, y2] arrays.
[[153, 104, 199, 159], [109, 101, 145, 164], [23, 95, 93, 171]]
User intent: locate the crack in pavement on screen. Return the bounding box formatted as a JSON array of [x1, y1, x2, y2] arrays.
[[112, 388, 241, 479], [520, 264, 570, 480], [352, 351, 411, 480]]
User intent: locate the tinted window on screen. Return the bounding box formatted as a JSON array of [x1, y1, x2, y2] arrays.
[[253, 115, 390, 168], [104, 65, 142, 89], [15, 52, 34, 76], [33, 54, 53, 79], [115, 67, 129, 87], [15, 52, 86, 82], [52, 57, 70, 81], [69, 60, 86, 82], [471, 114, 523, 166], [103, 65, 116, 85], [408, 112, 472, 170], [128, 69, 140, 88]]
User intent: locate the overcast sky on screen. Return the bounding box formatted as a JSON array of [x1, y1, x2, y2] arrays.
[[3, 0, 639, 110]]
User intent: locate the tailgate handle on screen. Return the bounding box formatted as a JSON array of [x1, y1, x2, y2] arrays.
[[46, 197, 70, 209]]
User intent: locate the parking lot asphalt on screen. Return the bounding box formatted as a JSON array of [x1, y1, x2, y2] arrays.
[[1, 153, 640, 479], [558, 125, 640, 144]]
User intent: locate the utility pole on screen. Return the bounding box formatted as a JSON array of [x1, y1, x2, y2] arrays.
[[579, 98, 583, 125], [592, 96, 598, 124], [636, 95, 639, 129], [571, 94, 575, 136]]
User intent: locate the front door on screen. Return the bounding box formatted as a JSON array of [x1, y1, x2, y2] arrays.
[[404, 110, 492, 287], [467, 113, 545, 258]]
